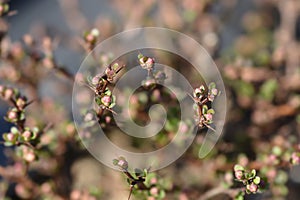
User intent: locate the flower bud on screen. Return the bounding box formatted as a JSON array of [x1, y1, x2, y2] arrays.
[[205, 113, 213, 121], [142, 77, 156, 89], [91, 75, 101, 85], [117, 158, 128, 169], [247, 183, 258, 193], [0, 3, 9, 16], [16, 97, 27, 109], [22, 147, 36, 162], [86, 34, 94, 42], [91, 28, 100, 37], [138, 54, 155, 70], [6, 133, 16, 141], [291, 152, 300, 165], [150, 187, 159, 196], [105, 116, 112, 124], [101, 95, 112, 107], [4, 88, 14, 100], [150, 177, 158, 184], [22, 130, 32, 141], [43, 57, 54, 69], [7, 109, 18, 121], [211, 88, 218, 96], [234, 170, 244, 180], [193, 85, 205, 98]]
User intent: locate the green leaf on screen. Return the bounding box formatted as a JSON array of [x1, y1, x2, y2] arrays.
[[19, 112, 25, 120], [272, 146, 282, 156], [202, 105, 208, 114], [234, 164, 244, 172], [112, 63, 119, 70], [207, 109, 215, 114], [104, 89, 112, 96], [10, 127, 19, 134], [253, 176, 261, 185], [138, 53, 144, 60], [234, 191, 245, 200], [112, 159, 118, 166], [95, 96, 102, 105], [4, 141, 13, 146], [134, 168, 143, 177], [159, 189, 166, 199], [249, 169, 256, 179], [234, 80, 255, 97], [259, 79, 278, 101], [208, 82, 216, 90]]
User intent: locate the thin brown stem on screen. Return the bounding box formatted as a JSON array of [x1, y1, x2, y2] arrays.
[[198, 186, 242, 200]]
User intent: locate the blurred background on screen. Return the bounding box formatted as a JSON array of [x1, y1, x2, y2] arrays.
[[1, 0, 300, 199]]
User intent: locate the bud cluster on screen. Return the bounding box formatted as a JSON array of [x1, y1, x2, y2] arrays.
[[192, 82, 220, 130], [234, 164, 264, 194], [83, 28, 100, 50], [138, 53, 166, 89]]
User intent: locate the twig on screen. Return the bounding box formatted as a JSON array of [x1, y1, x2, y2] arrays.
[[198, 186, 242, 200]]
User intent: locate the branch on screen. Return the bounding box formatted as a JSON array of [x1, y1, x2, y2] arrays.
[[198, 186, 242, 200]]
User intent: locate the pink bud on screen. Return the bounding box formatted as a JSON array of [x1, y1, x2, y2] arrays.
[[117, 159, 128, 169], [101, 95, 111, 106], [291, 152, 300, 165], [179, 122, 188, 133], [247, 183, 258, 193], [84, 113, 94, 121], [105, 116, 112, 124], [92, 75, 101, 85], [143, 78, 156, 88], [234, 170, 243, 180], [43, 57, 54, 69], [22, 130, 32, 140], [6, 133, 15, 141], [105, 68, 115, 77], [70, 190, 81, 200], [205, 113, 213, 121], [4, 88, 14, 100], [208, 94, 215, 102], [150, 177, 157, 184], [24, 151, 35, 162], [7, 110, 18, 120], [150, 187, 159, 196], [86, 34, 94, 42], [16, 97, 26, 109], [139, 57, 154, 70], [211, 88, 218, 96]]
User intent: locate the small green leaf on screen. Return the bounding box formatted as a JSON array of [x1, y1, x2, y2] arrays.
[[207, 109, 215, 114], [234, 164, 244, 172], [112, 159, 118, 166], [202, 105, 208, 114], [19, 112, 25, 120], [4, 142, 13, 146], [95, 96, 102, 105], [104, 89, 112, 96], [208, 82, 216, 90], [272, 146, 282, 156], [249, 169, 256, 179], [134, 168, 143, 177], [253, 176, 261, 185], [112, 63, 119, 70], [10, 127, 19, 134], [259, 79, 278, 101], [159, 189, 166, 198], [138, 53, 144, 59]]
